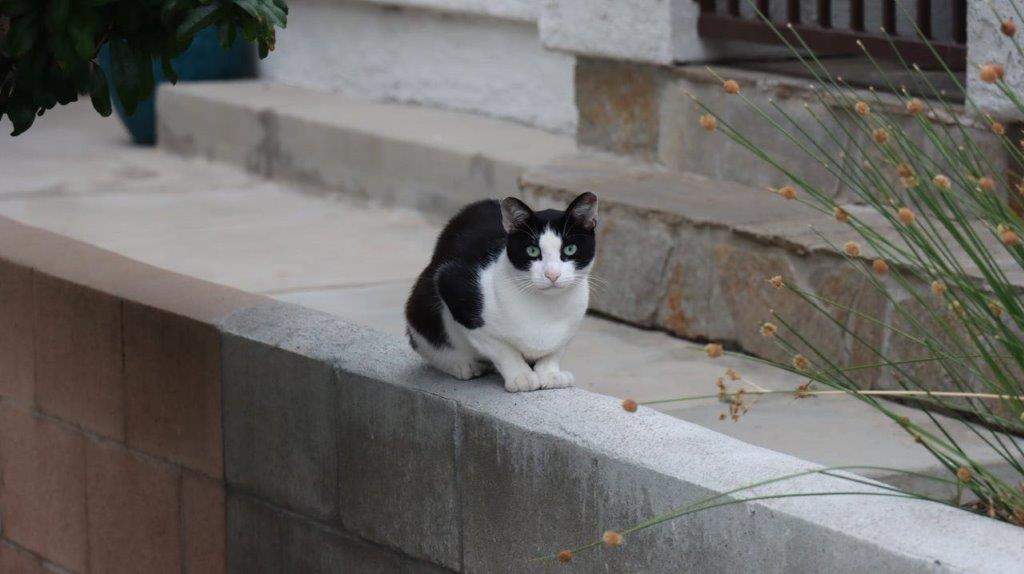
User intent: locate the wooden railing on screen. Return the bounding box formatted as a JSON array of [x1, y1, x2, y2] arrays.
[[696, 0, 967, 69]]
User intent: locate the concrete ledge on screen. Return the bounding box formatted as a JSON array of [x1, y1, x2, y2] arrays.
[[158, 81, 576, 215], [220, 302, 1024, 572]]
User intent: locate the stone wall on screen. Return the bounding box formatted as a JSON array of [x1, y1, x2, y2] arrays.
[[520, 156, 1018, 396], [577, 59, 1010, 203], [0, 216, 264, 574]]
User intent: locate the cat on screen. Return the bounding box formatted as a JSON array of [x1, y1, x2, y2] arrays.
[[405, 192, 598, 392]]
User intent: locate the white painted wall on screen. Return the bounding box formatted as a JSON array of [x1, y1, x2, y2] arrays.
[[259, 0, 576, 134], [353, 0, 539, 22]]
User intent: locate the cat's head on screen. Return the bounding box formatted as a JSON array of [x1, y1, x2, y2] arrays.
[[500, 192, 598, 291]]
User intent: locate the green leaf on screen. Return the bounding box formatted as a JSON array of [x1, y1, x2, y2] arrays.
[[160, 54, 177, 84], [45, 0, 70, 32], [5, 13, 38, 58], [217, 21, 236, 48], [67, 13, 98, 60], [7, 102, 36, 136], [0, 0, 36, 17], [88, 64, 111, 117], [177, 4, 219, 42], [48, 30, 76, 69], [110, 39, 141, 115], [233, 0, 261, 20]]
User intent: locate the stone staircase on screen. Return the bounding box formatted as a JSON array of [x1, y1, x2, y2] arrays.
[[145, 78, 1024, 495]]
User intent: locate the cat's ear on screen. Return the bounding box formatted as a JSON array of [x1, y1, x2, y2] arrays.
[[500, 197, 533, 233], [566, 192, 598, 231]]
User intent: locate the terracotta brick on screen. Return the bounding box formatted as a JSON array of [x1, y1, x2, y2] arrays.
[[85, 439, 181, 574], [125, 302, 223, 477], [34, 273, 124, 440], [0, 260, 34, 403], [182, 472, 226, 574], [0, 541, 43, 574], [0, 404, 88, 572]]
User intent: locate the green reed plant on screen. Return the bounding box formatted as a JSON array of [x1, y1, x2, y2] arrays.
[[544, 1, 1024, 564]]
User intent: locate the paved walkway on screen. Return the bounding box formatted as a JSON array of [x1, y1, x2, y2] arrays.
[[1, 101, 1007, 490]]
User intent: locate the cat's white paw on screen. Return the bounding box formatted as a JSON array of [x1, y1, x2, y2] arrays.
[[540, 371, 574, 389], [448, 362, 488, 380], [505, 372, 542, 393]]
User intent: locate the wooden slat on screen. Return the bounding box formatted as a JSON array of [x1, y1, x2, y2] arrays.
[[817, 0, 832, 28], [787, 0, 800, 24], [953, 0, 967, 43], [727, 0, 740, 17], [882, 0, 897, 34], [917, 0, 932, 38], [697, 13, 967, 69], [850, 0, 864, 31], [757, 0, 770, 19]]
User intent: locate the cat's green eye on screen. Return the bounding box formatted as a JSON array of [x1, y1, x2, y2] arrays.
[[526, 245, 541, 258], [562, 244, 578, 256]]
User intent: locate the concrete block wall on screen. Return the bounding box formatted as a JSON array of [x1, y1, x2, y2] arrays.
[[2, 215, 1023, 571], [0, 215, 265, 574], [220, 302, 1024, 573]]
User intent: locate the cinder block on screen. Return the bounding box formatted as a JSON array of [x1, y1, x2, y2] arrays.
[[0, 540, 43, 574], [335, 373, 460, 570], [282, 511, 453, 574], [183, 471, 227, 574], [0, 404, 88, 572], [124, 302, 223, 477], [33, 273, 124, 440], [85, 439, 181, 574], [221, 327, 343, 520], [0, 260, 34, 403], [226, 493, 284, 574]]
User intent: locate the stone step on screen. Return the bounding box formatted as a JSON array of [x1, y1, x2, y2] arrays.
[[521, 155, 1024, 394], [576, 59, 1007, 204], [157, 80, 576, 216], [149, 83, 1021, 493]]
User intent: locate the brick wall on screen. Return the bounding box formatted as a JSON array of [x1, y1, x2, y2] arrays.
[[0, 216, 265, 574]]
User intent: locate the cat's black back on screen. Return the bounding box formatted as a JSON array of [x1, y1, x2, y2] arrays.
[[405, 200, 506, 348]]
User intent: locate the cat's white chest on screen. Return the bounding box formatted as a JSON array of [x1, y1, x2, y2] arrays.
[[477, 261, 588, 360]]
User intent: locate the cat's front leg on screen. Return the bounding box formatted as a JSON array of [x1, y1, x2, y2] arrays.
[[533, 347, 574, 389], [466, 332, 541, 392]]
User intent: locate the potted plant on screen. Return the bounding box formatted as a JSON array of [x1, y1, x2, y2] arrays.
[[0, 0, 287, 137]]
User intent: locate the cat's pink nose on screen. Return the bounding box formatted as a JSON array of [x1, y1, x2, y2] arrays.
[[545, 269, 561, 283]]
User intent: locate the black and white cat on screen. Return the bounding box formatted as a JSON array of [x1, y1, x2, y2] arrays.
[[405, 193, 598, 392]]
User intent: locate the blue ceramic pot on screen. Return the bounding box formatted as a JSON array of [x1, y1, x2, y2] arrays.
[[98, 27, 256, 145]]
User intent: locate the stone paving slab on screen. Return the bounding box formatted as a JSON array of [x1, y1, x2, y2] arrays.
[[1, 100, 1017, 499]]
